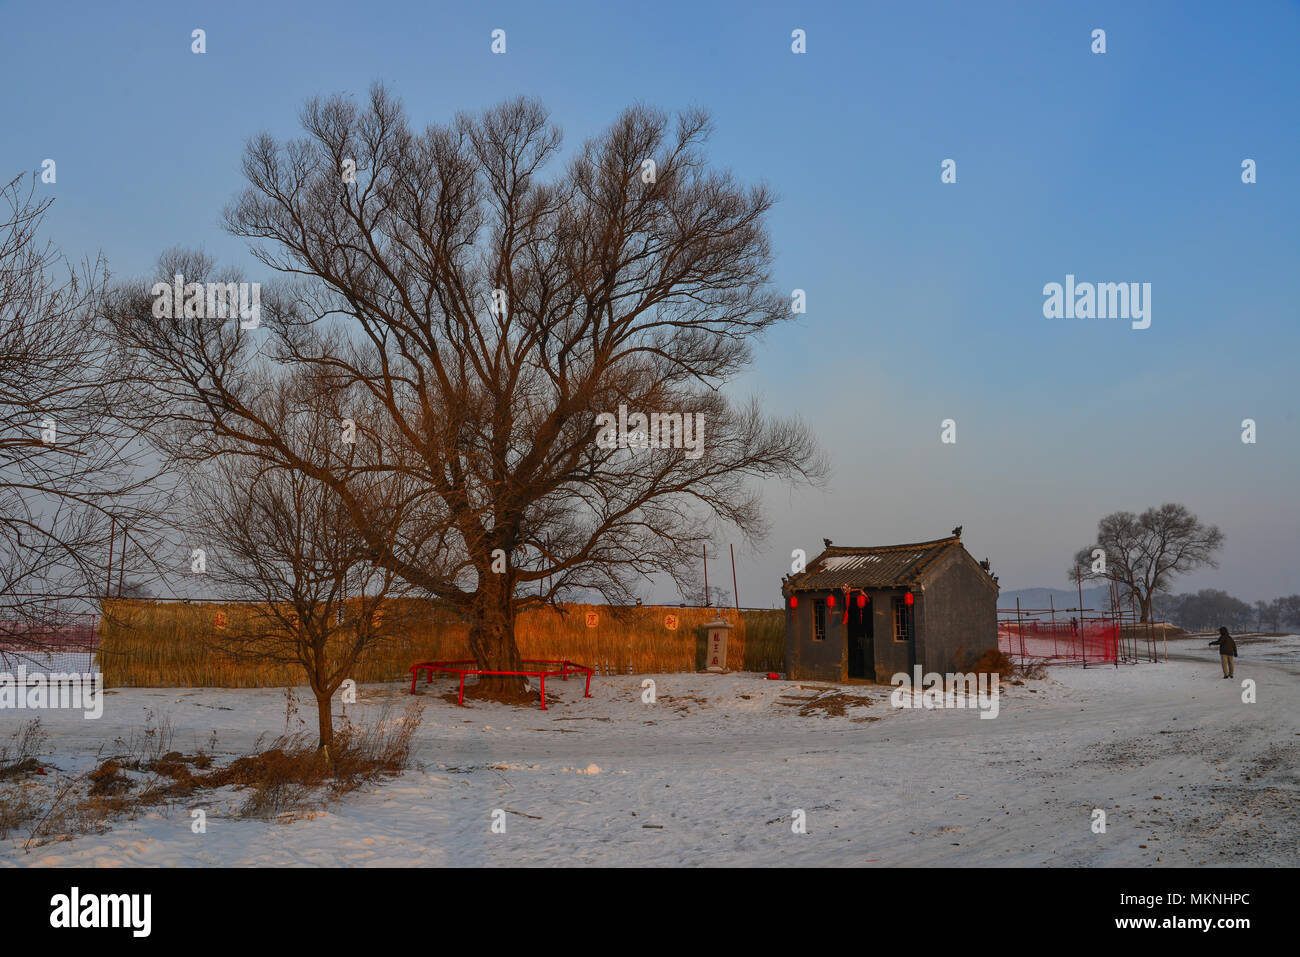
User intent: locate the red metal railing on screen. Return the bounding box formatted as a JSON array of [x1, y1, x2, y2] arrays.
[[409, 658, 593, 710]]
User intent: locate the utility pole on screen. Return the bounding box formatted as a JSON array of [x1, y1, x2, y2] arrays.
[[105, 516, 116, 601], [117, 525, 128, 597], [730, 543, 740, 615]]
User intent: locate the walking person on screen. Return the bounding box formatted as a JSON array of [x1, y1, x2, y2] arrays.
[[1209, 626, 1237, 679]]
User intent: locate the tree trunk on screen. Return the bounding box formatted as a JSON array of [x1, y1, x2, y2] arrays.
[[1139, 594, 1152, 624], [466, 579, 530, 702], [315, 691, 334, 755]]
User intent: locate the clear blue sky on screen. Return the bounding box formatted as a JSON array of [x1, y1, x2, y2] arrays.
[[4, 0, 1297, 603]]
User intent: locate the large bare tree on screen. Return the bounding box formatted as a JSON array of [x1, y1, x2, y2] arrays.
[[1072, 503, 1224, 622], [0, 174, 161, 661], [112, 88, 825, 698]]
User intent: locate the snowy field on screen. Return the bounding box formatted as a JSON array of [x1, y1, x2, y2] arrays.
[[3, 634, 1298, 867]]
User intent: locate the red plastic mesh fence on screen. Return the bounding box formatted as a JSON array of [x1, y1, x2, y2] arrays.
[[0, 615, 100, 676], [998, 613, 1119, 665]]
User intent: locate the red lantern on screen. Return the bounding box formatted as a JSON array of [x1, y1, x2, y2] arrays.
[[826, 594, 836, 608], [904, 591, 914, 606], [856, 594, 867, 608], [789, 595, 798, 609]]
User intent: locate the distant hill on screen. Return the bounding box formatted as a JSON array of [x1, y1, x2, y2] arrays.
[[998, 586, 1112, 611]]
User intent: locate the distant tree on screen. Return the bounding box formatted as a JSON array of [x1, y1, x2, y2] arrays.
[[695, 584, 733, 608], [1164, 591, 1300, 633], [1150, 590, 1183, 623], [1252, 595, 1300, 633], [1157, 589, 1251, 631], [1281, 595, 1300, 630], [1072, 504, 1224, 622], [1255, 599, 1279, 632]]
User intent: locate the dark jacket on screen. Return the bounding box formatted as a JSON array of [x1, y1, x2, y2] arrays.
[[1209, 634, 1238, 657]]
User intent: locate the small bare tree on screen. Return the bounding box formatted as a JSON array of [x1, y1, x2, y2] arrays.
[[112, 89, 825, 700], [1072, 504, 1224, 622], [186, 376, 420, 753]]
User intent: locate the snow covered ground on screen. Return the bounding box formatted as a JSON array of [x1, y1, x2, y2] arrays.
[[3, 634, 1298, 867]]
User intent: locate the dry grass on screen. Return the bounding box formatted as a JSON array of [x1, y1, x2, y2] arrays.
[[1, 714, 140, 845], [96, 598, 455, 688], [10, 703, 424, 848], [0, 786, 44, 838], [0, 719, 48, 838], [740, 609, 785, 672], [963, 647, 1047, 680], [233, 707, 422, 819], [793, 690, 875, 718], [98, 599, 788, 687], [0, 717, 45, 779]]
